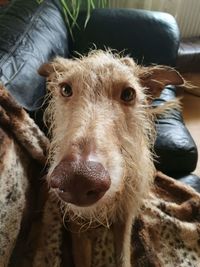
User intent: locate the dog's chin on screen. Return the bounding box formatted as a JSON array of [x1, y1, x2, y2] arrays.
[[58, 191, 119, 227]]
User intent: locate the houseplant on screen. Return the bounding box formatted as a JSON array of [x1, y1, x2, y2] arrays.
[[38, 0, 109, 35]]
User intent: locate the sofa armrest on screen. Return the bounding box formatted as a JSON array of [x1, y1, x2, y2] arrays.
[[153, 86, 198, 175], [177, 37, 200, 72]]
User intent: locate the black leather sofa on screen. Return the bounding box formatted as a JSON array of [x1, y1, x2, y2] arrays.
[[0, 0, 199, 190]]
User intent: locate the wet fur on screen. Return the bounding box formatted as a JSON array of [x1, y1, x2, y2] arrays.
[[39, 50, 184, 267]]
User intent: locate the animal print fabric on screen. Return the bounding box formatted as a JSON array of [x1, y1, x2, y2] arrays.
[[132, 173, 200, 267], [0, 85, 48, 266], [0, 85, 200, 267], [32, 173, 200, 267]]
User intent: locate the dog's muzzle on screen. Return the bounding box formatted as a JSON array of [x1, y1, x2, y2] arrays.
[[49, 158, 111, 207]]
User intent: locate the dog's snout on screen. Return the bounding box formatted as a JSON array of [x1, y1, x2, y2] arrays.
[[50, 158, 111, 207]]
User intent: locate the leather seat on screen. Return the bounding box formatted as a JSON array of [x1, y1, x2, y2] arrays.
[[177, 37, 200, 72], [71, 8, 180, 67], [178, 174, 200, 193], [153, 85, 198, 175], [0, 0, 69, 111]]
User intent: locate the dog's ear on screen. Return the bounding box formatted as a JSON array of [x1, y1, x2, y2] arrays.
[[138, 66, 184, 98], [38, 63, 54, 77], [120, 57, 184, 98], [38, 57, 71, 77]]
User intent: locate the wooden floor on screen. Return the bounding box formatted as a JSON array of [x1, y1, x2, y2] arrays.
[[182, 90, 200, 177]]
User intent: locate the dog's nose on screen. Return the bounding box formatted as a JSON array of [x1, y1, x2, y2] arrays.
[[49, 159, 111, 207]]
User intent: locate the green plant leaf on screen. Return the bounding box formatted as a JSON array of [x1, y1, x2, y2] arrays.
[[37, 0, 109, 37]]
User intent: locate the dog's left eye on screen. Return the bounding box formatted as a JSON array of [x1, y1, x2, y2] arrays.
[[60, 84, 73, 97], [120, 87, 136, 102]]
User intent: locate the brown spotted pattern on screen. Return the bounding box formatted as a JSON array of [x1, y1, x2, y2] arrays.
[[32, 192, 63, 267], [30, 173, 200, 267], [131, 173, 200, 267], [0, 131, 28, 267], [90, 227, 116, 267], [0, 85, 49, 266]]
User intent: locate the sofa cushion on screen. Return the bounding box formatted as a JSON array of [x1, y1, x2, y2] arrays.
[[71, 8, 180, 66], [0, 0, 69, 111], [176, 174, 200, 193]]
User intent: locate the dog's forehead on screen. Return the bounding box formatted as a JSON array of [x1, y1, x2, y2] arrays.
[[66, 54, 138, 83], [79, 53, 133, 71]]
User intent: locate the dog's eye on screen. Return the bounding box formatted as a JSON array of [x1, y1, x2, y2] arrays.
[[60, 84, 73, 97], [120, 87, 136, 102]]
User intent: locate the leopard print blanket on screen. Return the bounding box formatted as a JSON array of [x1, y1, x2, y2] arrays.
[[0, 85, 200, 267]]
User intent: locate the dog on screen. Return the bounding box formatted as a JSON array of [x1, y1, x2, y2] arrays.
[[38, 50, 184, 267]]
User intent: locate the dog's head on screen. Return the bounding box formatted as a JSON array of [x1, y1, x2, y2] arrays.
[[39, 51, 183, 226]]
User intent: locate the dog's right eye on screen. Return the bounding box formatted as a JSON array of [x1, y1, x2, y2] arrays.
[[120, 87, 136, 103], [60, 84, 73, 97]]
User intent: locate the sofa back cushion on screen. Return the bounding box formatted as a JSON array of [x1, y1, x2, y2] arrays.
[[0, 0, 69, 111], [72, 8, 180, 66]]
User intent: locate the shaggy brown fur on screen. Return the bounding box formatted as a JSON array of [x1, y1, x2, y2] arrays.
[[38, 50, 184, 267]]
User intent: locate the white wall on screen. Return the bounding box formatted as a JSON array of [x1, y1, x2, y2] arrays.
[[109, 0, 200, 38]]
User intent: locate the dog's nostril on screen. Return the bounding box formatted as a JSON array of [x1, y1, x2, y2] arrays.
[[86, 190, 98, 197], [50, 177, 62, 189]]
